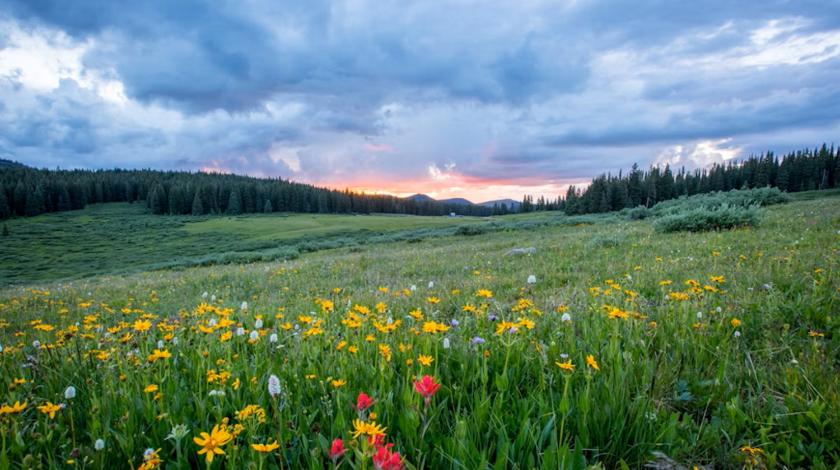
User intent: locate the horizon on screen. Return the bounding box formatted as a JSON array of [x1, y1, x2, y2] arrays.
[[2, 2, 840, 202]]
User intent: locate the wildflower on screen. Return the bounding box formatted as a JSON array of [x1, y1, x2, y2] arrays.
[[269, 333, 278, 343], [413, 375, 441, 405], [422, 321, 449, 334], [373, 444, 404, 470], [471, 336, 485, 345], [138, 448, 162, 470], [0, 401, 27, 415], [254, 318, 264, 329], [442, 338, 450, 349], [37, 401, 61, 419], [236, 327, 245, 336], [560, 313, 571, 322], [357, 392, 374, 411], [147, 349, 171, 363], [450, 318, 459, 327], [331, 379, 347, 388], [379, 344, 392, 362], [166, 424, 190, 442], [586, 355, 600, 371], [133, 320, 152, 332], [329, 438, 347, 461], [527, 275, 537, 284], [475, 289, 493, 298], [734, 331, 741, 338], [730, 318, 742, 328], [555, 360, 575, 372], [809, 330, 824, 337], [249, 331, 259, 341], [193, 424, 233, 464], [426, 296, 440, 304], [64, 386, 77, 400], [94, 439, 105, 451], [144, 384, 159, 394], [418, 354, 434, 366], [251, 440, 280, 453], [268, 375, 282, 397], [351, 419, 387, 440]]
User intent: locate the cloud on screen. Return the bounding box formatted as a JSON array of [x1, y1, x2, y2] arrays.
[[1, 1, 840, 201]]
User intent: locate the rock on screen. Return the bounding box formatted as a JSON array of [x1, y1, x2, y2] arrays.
[[505, 247, 536, 256]]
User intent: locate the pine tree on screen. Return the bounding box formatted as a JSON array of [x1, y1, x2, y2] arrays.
[[0, 187, 10, 219], [227, 189, 242, 215], [191, 191, 204, 215], [263, 199, 273, 213], [2, 223, 8, 236]]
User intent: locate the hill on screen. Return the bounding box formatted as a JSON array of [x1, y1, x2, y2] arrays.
[[478, 198, 522, 210], [0, 158, 26, 169]]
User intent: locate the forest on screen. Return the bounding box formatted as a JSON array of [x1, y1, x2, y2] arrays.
[[1, 143, 838, 220]]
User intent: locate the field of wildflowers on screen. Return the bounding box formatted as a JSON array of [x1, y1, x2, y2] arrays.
[[1, 195, 838, 469]]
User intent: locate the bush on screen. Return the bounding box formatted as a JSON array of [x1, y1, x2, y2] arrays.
[[455, 224, 488, 236], [654, 204, 760, 233], [626, 206, 651, 220], [652, 187, 790, 216], [586, 234, 624, 249]]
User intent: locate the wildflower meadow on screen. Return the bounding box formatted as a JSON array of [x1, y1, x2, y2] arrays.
[[1, 195, 838, 469]]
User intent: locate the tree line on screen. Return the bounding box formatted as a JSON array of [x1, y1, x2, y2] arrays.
[[519, 143, 840, 214], [0, 166, 493, 220]]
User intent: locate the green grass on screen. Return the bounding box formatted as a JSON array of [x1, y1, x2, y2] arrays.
[[0, 204, 488, 284], [0, 194, 838, 468]]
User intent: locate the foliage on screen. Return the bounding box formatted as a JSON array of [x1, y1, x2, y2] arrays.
[[651, 187, 790, 216], [0, 195, 838, 468], [653, 204, 761, 233]]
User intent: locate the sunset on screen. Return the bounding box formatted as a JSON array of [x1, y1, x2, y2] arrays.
[[1, 2, 839, 469]]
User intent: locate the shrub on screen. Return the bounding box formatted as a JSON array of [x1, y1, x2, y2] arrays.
[[654, 204, 760, 233], [455, 224, 488, 236], [626, 206, 651, 220], [586, 234, 624, 249], [652, 187, 790, 216]]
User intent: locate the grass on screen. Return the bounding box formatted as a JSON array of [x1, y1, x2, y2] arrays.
[[0, 193, 838, 468], [0, 204, 487, 284]]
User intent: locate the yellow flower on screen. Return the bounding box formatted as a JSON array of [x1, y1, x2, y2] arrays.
[[422, 321, 449, 334], [37, 401, 61, 419], [809, 330, 824, 337], [475, 289, 493, 298], [426, 296, 440, 304], [133, 320, 152, 332], [193, 424, 233, 464], [586, 354, 600, 371], [555, 360, 575, 372], [730, 318, 742, 328], [144, 384, 159, 394], [348, 346, 358, 354], [251, 440, 280, 453], [418, 354, 434, 366], [147, 349, 171, 363], [0, 401, 27, 415], [351, 419, 387, 440], [331, 379, 347, 388], [409, 309, 424, 320]]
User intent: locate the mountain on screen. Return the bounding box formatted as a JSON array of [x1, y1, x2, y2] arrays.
[[406, 193, 435, 202], [478, 198, 521, 210], [438, 197, 472, 205], [0, 158, 26, 169]]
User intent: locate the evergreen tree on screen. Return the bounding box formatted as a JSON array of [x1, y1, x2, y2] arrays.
[[227, 189, 242, 215], [0, 188, 10, 219], [263, 199, 273, 213], [2, 223, 8, 236], [191, 191, 204, 215]]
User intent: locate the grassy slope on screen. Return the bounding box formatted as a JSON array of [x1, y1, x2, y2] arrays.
[[0, 203, 488, 284], [0, 194, 838, 467]]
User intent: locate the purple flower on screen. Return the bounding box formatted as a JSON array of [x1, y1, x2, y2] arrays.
[[450, 319, 459, 327], [471, 336, 485, 345], [488, 313, 498, 322]]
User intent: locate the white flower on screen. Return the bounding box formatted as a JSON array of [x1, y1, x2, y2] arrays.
[[560, 313, 572, 322], [32, 340, 41, 349], [268, 374, 282, 397], [527, 275, 537, 285], [64, 386, 76, 400], [143, 448, 156, 460], [249, 331, 259, 341], [715, 306, 722, 313], [254, 319, 264, 329], [157, 340, 165, 349], [560, 353, 569, 359], [208, 318, 217, 327], [696, 312, 703, 319], [94, 439, 105, 451], [201, 291, 208, 298], [236, 327, 245, 336], [269, 333, 278, 343], [0, 343, 3, 353], [241, 301, 249, 311], [210, 295, 216, 302], [734, 331, 741, 338], [172, 337, 179, 346], [208, 389, 225, 397], [410, 285, 417, 291], [442, 338, 450, 349], [428, 281, 434, 289]]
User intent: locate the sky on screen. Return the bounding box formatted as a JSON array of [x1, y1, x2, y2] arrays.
[[1, 1, 839, 203]]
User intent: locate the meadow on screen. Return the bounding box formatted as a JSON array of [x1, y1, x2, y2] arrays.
[[0, 192, 838, 469]]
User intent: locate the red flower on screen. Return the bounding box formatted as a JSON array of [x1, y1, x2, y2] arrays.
[[413, 375, 440, 400], [356, 392, 374, 411], [329, 438, 346, 461], [373, 444, 403, 470]]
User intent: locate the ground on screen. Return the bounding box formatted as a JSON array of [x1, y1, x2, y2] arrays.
[[0, 193, 838, 468]]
